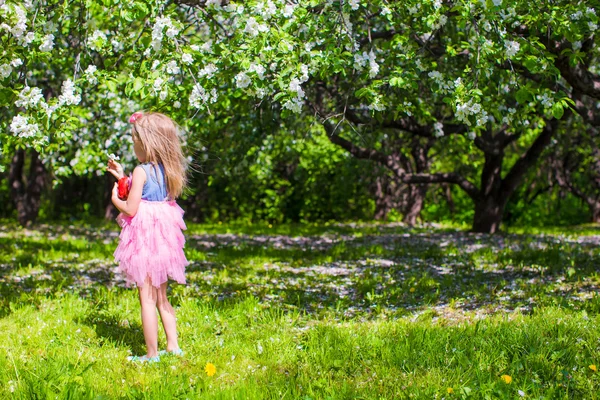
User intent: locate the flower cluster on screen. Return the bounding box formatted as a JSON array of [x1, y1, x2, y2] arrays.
[[151, 16, 180, 51], [85, 65, 98, 85], [189, 84, 218, 108], [255, 1, 277, 19], [282, 65, 310, 114], [504, 40, 520, 58], [39, 34, 55, 52], [58, 79, 81, 106], [456, 99, 489, 127], [15, 86, 43, 109], [244, 17, 269, 37], [10, 115, 40, 138], [0, 63, 13, 79], [87, 30, 107, 52], [0, 3, 28, 39], [354, 50, 380, 78]]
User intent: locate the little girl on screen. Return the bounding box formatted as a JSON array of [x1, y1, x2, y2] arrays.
[[107, 111, 189, 363]]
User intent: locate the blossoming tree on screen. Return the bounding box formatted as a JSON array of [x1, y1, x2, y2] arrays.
[[1, 0, 598, 231]]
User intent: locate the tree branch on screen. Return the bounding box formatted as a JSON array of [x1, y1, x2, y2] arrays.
[[502, 117, 563, 195]]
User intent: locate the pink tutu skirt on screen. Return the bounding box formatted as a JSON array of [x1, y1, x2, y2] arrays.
[[114, 200, 189, 288]]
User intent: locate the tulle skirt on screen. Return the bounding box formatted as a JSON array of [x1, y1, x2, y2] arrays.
[[114, 200, 188, 288]]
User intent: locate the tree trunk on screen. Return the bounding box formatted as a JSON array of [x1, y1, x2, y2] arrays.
[[9, 149, 47, 226], [472, 195, 507, 233], [104, 173, 118, 220], [402, 185, 426, 226], [373, 174, 403, 220], [443, 184, 455, 215], [589, 200, 600, 223]]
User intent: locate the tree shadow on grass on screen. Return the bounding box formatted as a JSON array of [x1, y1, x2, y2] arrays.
[[2, 222, 600, 321], [78, 306, 146, 356]]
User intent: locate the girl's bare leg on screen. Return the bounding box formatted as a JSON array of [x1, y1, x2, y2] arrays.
[[138, 277, 159, 357], [157, 282, 179, 351]]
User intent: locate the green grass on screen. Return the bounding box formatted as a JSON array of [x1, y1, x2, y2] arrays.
[[1, 221, 600, 398]]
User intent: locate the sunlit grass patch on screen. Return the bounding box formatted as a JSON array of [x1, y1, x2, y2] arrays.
[[1, 222, 600, 397]]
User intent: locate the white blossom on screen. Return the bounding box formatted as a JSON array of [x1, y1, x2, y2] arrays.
[[300, 64, 309, 83], [368, 51, 379, 78], [87, 30, 107, 51], [181, 53, 193, 65], [58, 79, 81, 106], [589, 22, 598, 31], [201, 40, 212, 53], [282, 97, 303, 113], [10, 58, 22, 67], [199, 63, 217, 78], [235, 72, 251, 89], [152, 16, 179, 51], [408, 4, 420, 14], [456, 99, 487, 126], [433, 122, 444, 137], [173, 100, 181, 108], [537, 92, 554, 108], [504, 40, 520, 58], [570, 11, 582, 20], [467, 131, 476, 140], [248, 63, 266, 80], [206, 0, 221, 8], [0, 64, 12, 79], [368, 98, 386, 111], [39, 34, 54, 52], [84, 64, 98, 85], [283, 4, 296, 18], [492, 0, 502, 5], [189, 84, 209, 108], [15, 86, 43, 109], [256, 1, 277, 19], [153, 77, 165, 91], [10, 115, 40, 138], [381, 6, 391, 15], [244, 17, 268, 36], [348, 0, 359, 10], [166, 60, 180, 75], [111, 39, 123, 52], [159, 88, 168, 101], [10, 6, 28, 38], [289, 78, 305, 98], [40, 102, 58, 117]]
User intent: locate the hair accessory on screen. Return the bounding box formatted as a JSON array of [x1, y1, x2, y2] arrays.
[[129, 112, 143, 123]]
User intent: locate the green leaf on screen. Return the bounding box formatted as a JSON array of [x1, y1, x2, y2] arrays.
[[552, 102, 564, 119], [133, 77, 144, 92], [515, 88, 531, 104]]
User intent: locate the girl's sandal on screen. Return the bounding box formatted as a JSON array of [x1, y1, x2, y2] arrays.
[[158, 348, 184, 357], [127, 355, 160, 363]]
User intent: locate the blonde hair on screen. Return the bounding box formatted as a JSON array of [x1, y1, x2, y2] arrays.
[[131, 112, 187, 199]]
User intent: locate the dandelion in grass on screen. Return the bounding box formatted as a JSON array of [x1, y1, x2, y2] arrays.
[[589, 364, 597, 372], [409, 287, 416, 293], [500, 374, 512, 384], [447, 387, 454, 394], [205, 362, 217, 376]]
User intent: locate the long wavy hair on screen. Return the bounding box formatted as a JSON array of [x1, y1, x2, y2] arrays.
[[131, 112, 188, 199]]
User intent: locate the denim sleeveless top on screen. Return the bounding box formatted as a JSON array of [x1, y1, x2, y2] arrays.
[[140, 163, 168, 201]]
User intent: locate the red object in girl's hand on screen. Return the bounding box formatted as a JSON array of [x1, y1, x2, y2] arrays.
[[118, 176, 130, 200]]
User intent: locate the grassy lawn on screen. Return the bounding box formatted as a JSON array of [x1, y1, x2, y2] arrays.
[[1, 221, 599, 398]]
